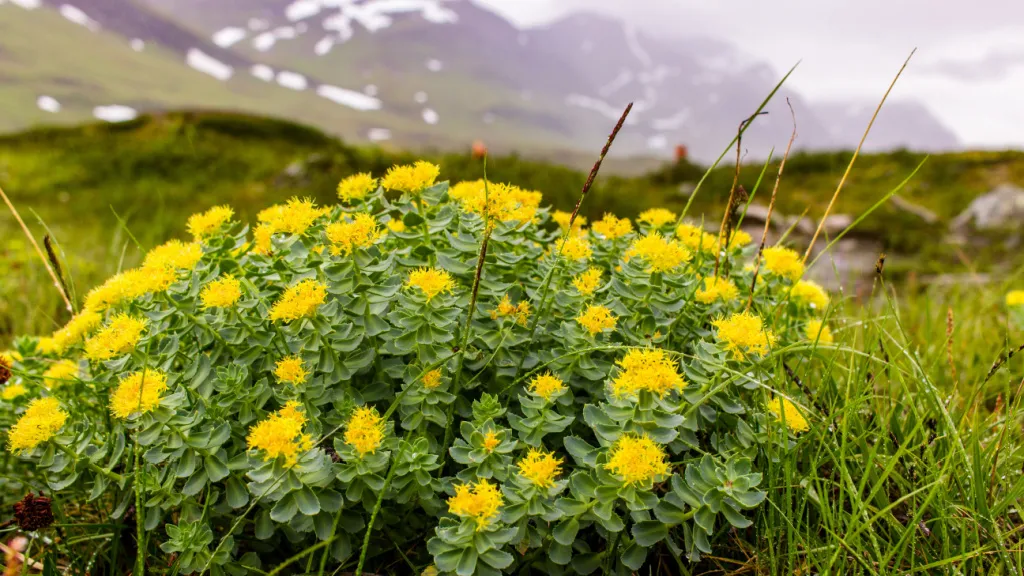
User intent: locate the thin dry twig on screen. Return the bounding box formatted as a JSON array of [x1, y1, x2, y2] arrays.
[[748, 99, 798, 309], [0, 183, 73, 311], [803, 49, 916, 263], [714, 111, 765, 278]]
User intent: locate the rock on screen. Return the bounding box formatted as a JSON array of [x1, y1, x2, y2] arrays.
[[951, 183, 1024, 230]]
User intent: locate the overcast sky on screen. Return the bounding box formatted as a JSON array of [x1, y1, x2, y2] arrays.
[[475, 0, 1024, 149]]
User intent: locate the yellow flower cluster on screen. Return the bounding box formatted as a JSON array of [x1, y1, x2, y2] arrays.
[[517, 449, 563, 488], [638, 208, 677, 228], [110, 369, 168, 419], [675, 223, 719, 253], [405, 268, 456, 300], [627, 234, 691, 273], [806, 319, 833, 344], [604, 433, 670, 485], [50, 309, 102, 352], [43, 359, 79, 388], [791, 280, 829, 309], [8, 397, 67, 454], [1006, 290, 1024, 307], [591, 213, 633, 239], [337, 172, 378, 203], [84, 314, 147, 362], [200, 276, 242, 309], [481, 430, 501, 452], [422, 368, 443, 389], [552, 210, 585, 231], [2, 383, 27, 401], [572, 267, 603, 296], [344, 406, 385, 456], [387, 219, 407, 233], [558, 236, 593, 262], [246, 401, 313, 466], [380, 161, 440, 194], [490, 295, 530, 326], [449, 180, 542, 224], [269, 279, 327, 322], [448, 480, 503, 530], [325, 213, 383, 256], [712, 311, 777, 359], [767, 397, 809, 433], [528, 372, 566, 401], [610, 348, 684, 398], [576, 304, 617, 336], [762, 246, 805, 281], [695, 276, 740, 304], [258, 197, 330, 237], [275, 356, 308, 385], [83, 266, 175, 312], [143, 240, 203, 271], [187, 205, 234, 240]]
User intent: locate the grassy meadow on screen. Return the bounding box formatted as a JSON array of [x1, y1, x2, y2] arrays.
[[1, 112, 1023, 574]]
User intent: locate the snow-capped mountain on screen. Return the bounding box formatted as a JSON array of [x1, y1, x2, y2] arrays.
[[1, 0, 959, 160]]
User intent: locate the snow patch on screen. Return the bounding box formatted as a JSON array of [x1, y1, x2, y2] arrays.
[[251, 64, 275, 82], [367, 128, 391, 142], [624, 24, 652, 69], [314, 36, 335, 55], [317, 84, 382, 110], [187, 49, 233, 81], [93, 105, 137, 123], [321, 0, 457, 40], [599, 70, 633, 98], [364, 84, 378, 97], [277, 71, 308, 90], [647, 135, 668, 150], [253, 32, 276, 51], [130, 38, 145, 52], [36, 96, 60, 113], [652, 109, 691, 131], [566, 94, 625, 122], [273, 26, 297, 39], [322, 13, 354, 42], [285, 0, 321, 21], [10, 0, 41, 10], [426, 58, 443, 72], [414, 91, 428, 104], [212, 27, 247, 48], [60, 4, 99, 31], [422, 108, 439, 125]]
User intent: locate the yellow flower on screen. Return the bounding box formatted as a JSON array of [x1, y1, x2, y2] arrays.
[[8, 397, 67, 454], [3, 350, 22, 363], [269, 279, 328, 322], [325, 214, 383, 256], [791, 280, 829, 310], [626, 234, 691, 273], [405, 268, 456, 300], [422, 368, 443, 389], [187, 205, 234, 240], [552, 210, 585, 231], [695, 276, 739, 304], [528, 372, 566, 401], [380, 161, 440, 194], [576, 305, 617, 336], [344, 406, 385, 457], [450, 180, 541, 224], [604, 433, 670, 485], [252, 223, 275, 256], [246, 401, 313, 466], [110, 369, 168, 419], [572, 267, 602, 296], [387, 219, 407, 233], [51, 309, 102, 351], [85, 314, 146, 362], [675, 223, 718, 253], [481, 430, 501, 453], [422, 566, 439, 576], [725, 229, 752, 249], [258, 197, 330, 236], [36, 337, 61, 356], [1006, 290, 1024, 307], [337, 172, 378, 202], [763, 246, 804, 281], [43, 360, 79, 388], [591, 213, 633, 239], [275, 356, 308, 385], [448, 480, 503, 530], [806, 319, 833, 345], [143, 240, 203, 272], [84, 268, 164, 311], [2, 383, 27, 401], [712, 311, 777, 359], [558, 236, 592, 262], [490, 295, 530, 326], [517, 449, 563, 488], [610, 348, 684, 398], [767, 397, 809, 433], [638, 208, 676, 228], [200, 276, 242, 308]]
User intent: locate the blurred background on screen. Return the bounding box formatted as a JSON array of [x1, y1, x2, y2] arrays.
[[1, 0, 1023, 341]]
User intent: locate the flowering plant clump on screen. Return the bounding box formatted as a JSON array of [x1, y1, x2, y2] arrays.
[[1, 161, 834, 574]]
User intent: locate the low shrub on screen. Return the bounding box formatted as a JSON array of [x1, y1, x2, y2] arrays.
[[1, 162, 835, 574]]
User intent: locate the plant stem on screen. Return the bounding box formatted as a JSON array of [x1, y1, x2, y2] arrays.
[[355, 435, 411, 576]]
